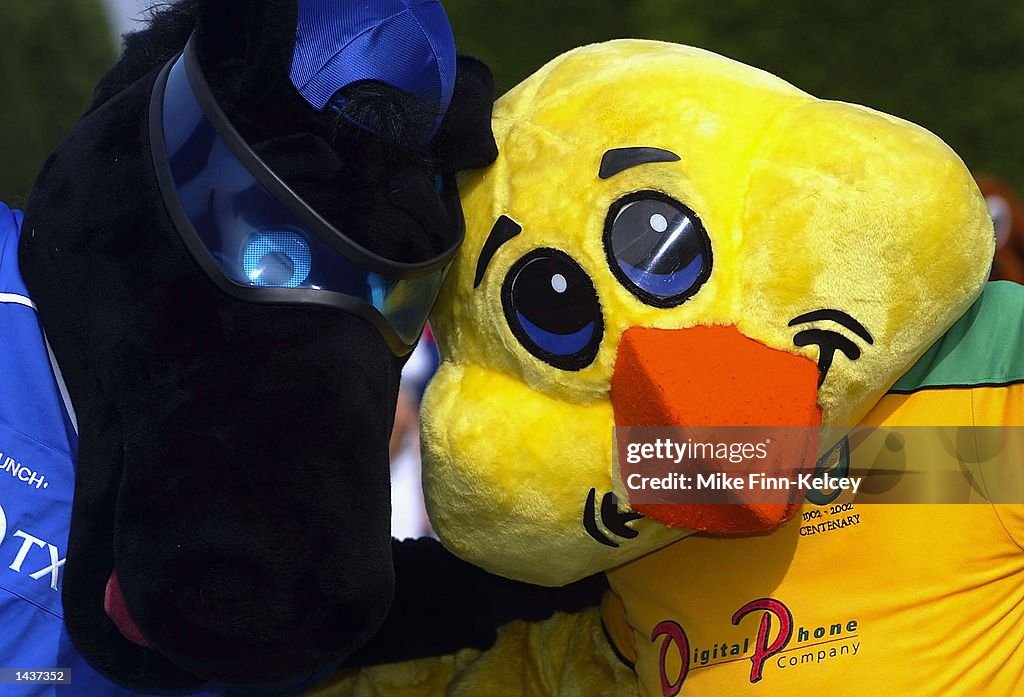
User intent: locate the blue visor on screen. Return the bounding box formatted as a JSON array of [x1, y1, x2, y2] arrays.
[[149, 36, 462, 355]]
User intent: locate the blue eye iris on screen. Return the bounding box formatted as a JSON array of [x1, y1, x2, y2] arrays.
[[605, 192, 712, 307], [516, 313, 596, 356], [242, 229, 312, 288], [502, 249, 604, 371]]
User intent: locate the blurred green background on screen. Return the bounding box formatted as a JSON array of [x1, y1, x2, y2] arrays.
[[1, 0, 1021, 206], [0, 0, 115, 207]]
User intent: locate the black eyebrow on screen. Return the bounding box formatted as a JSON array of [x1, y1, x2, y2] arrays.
[[789, 309, 874, 345], [474, 215, 522, 288], [599, 147, 681, 179]]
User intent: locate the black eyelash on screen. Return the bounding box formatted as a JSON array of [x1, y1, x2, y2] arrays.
[[789, 309, 874, 344]]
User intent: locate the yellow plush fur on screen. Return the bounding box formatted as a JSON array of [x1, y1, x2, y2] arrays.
[[423, 39, 992, 585], [309, 39, 994, 697], [308, 609, 636, 697]]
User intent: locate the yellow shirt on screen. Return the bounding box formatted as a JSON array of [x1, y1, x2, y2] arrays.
[[604, 283, 1024, 696]]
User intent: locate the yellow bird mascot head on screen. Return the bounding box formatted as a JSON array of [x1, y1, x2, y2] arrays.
[[313, 40, 1024, 697], [422, 39, 993, 583]]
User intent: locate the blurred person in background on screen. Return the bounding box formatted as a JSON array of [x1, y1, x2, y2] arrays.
[[978, 174, 1024, 283], [390, 331, 441, 540]]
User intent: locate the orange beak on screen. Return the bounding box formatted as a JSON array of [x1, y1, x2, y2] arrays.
[[611, 325, 822, 533]]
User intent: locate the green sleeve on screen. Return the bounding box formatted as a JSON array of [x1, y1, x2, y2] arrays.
[[890, 281, 1024, 394]]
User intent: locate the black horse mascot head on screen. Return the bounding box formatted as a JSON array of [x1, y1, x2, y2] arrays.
[[19, 0, 499, 690]]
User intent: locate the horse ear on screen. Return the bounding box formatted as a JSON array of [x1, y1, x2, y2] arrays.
[[89, 0, 198, 111], [431, 55, 499, 174], [194, 0, 298, 102]]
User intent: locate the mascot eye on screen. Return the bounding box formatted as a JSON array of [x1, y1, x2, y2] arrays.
[[242, 229, 312, 288], [502, 248, 604, 371], [604, 192, 713, 307]]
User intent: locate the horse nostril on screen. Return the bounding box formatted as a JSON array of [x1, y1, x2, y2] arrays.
[[789, 309, 874, 386]]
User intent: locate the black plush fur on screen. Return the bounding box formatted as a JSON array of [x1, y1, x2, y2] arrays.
[[354, 539, 609, 667], [18, 0, 601, 692]]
